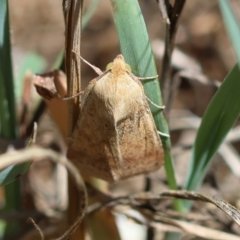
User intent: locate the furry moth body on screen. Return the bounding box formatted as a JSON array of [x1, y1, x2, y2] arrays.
[[67, 55, 164, 182]]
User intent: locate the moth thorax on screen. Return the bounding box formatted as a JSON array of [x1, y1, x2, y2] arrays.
[[111, 58, 127, 76]]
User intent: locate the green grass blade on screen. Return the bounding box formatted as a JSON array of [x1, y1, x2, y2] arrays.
[[184, 65, 240, 208], [51, 49, 64, 70], [0, 0, 17, 138], [0, 0, 21, 237], [111, 0, 182, 211], [184, 1, 240, 210], [0, 51, 45, 186], [0, 52, 45, 186], [0, 164, 31, 186], [218, 0, 240, 66], [0, 71, 9, 137], [82, 0, 101, 29]]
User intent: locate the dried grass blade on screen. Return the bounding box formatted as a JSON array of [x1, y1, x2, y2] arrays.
[[63, 0, 84, 133], [0, 147, 88, 240]]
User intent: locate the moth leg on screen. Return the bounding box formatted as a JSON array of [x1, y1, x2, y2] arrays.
[[138, 75, 158, 81], [63, 91, 84, 100], [72, 50, 103, 76], [145, 96, 165, 110], [157, 131, 170, 137]]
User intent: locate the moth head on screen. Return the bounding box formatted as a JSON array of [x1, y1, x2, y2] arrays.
[[106, 55, 132, 74]]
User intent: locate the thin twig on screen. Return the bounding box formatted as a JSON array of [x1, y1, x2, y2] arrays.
[[87, 190, 240, 227], [29, 218, 44, 240], [159, 0, 186, 117]]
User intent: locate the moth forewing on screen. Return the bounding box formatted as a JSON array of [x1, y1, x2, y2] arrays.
[[67, 55, 164, 182]]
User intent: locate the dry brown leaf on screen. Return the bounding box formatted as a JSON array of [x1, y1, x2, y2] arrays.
[[33, 70, 68, 139]]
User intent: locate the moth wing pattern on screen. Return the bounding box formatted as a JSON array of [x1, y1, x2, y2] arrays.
[[67, 56, 164, 182], [68, 72, 122, 181], [116, 88, 163, 179]]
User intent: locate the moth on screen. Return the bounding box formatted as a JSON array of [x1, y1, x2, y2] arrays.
[[67, 55, 164, 182]]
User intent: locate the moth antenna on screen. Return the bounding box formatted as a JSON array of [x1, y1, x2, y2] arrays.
[[80, 56, 103, 75], [138, 75, 158, 81], [71, 50, 103, 75], [157, 131, 170, 137], [146, 96, 165, 109], [63, 91, 84, 101]]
